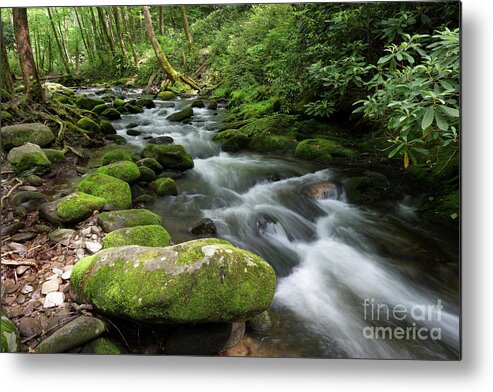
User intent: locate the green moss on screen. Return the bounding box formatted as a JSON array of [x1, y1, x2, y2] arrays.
[[123, 104, 144, 114], [103, 225, 171, 248], [420, 191, 460, 225], [295, 138, 356, 163], [136, 158, 163, 173], [138, 166, 157, 183], [112, 99, 126, 108], [96, 161, 141, 183], [92, 104, 109, 115], [77, 173, 132, 210], [76, 96, 105, 110], [249, 134, 297, 152], [135, 98, 155, 109], [213, 129, 249, 151], [101, 108, 121, 120], [150, 177, 178, 196], [88, 337, 123, 354], [167, 107, 193, 122], [141, 144, 194, 171], [97, 209, 164, 232], [77, 117, 102, 133], [1, 314, 20, 353], [1, 110, 12, 122], [134, 194, 155, 204], [105, 135, 127, 145], [56, 192, 106, 223], [43, 148, 66, 163], [70, 239, 276, 323], [1, 123, 55, 150], [217, 119, 254, 133], [52, 93, 71, 104], [100, 120, 116, 135], [156, 91, 175, 100], [191, 99, 205, 108], [101, 150, 133, 166], [7, 143, 52, 175]]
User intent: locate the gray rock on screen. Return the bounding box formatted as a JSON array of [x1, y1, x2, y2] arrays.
[[246, 310, 272, 332], [49, 229, 77, 245], [18, 316, 42, 337], [41, 280, 59, 294], [1, 222, 24, 237], [190, 218, 217, 237], [1, 123, 55, 150], [43, 292, 65, 308], [11, 232, 37, 242], [12, 191, 52, 206], [7, 142, 52, 175]]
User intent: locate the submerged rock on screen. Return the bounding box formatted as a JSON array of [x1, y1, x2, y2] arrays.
[[141, 144, 194, 171], [1, 123, 55, 150], [148, 136, 174, 145], [167, 107, 193, 122], [77, 173, 132, 210], [135, 97, 155, 109], [102, 225, 171, 248], [70, 239, 276, 323], [190, 218, 217, 237], [304, 182, 339, 200], [35, 316, 106, 353], [1, 314, 21, 353], [150, 177, 178, 196], [96, 161, 141, 183], [97, 209, 163, 232], [7, 143, 52, 175]]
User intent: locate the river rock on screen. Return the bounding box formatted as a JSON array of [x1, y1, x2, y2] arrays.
[[190, 218, 217, 237], [43, 148, 67, 163], [41, 279, 59, 294], [43, 292, 65, 308], [56, 192, 106, 223], [156, 91, 175, 100], [138, 166, 156, 183], [92, 103, 109, 115], [345, 175, 395, 204], [148, 136, 174, 145], [101, 150, 133, 165], [97, 209, 163, 232], [126, 129, 142, 136], [7, 143, 52, 175], [149, 177, 178, 196], [0, 222, 24, 237], [75, 96, 105, 110], [100, 120, 116, 135], [77, 173, 132, 210], [11, 232, 37, 242], [85, 241, 102, 254], [208, 101, 218, 110], [123, 104, 144, 114], [18, 316, 42, 337], [246, 310, 272, 332], [135, 98, 155, 109], [213, 129, 249, 151], [12, 191, 52, 206], [96, 161, 141, 183], [1, 314, 21, 352], [304, 182, 339, 200], [35, 316, 106, 353], [26, 174, 44, 186], [136, 158, 163, 174], [294, 139, 356, 164], [141, 144, 194, 171], [102, 225, 171, 249], [190, 99, 205, 108], [167, 107, 193, 122], [70, 239, 276, 323], [101, 108, 121, 120], [81, 337, 125, 354], [77, 117, 102, 133], [1, 123, 55, 150]]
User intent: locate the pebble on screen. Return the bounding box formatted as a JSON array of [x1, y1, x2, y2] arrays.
[[18, 186, 38, 192], [18, 316, 42, 337], [49, 229, 77, 245], [16, 294, 26, 304], [91, 226, 101, 234], [62, 270, 72, 280], [80, 227, 92, 236], [85, 241, 102, 254], [53, 268, 63, 275], [76, 248, 86, 259], [11, 232, 37, 242], [16, 266, 30, 276], [41, 280, 59, 295], [8, 242, 27, 254], [43, 292, 65, 308], [21, 285, 34, 294], [91, 234, 98, 240]]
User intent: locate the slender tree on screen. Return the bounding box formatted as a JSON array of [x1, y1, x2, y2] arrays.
[[74, 8, 92, 62], [1, 18, 15, 94], [97, 7, 116, 56], [180, 6, 193, 51], [142, 6, 199, 90], [12, 8, 44, 101], [47, 7, 71, 74], [112, 6, 127, 57], [120, 7, 139, 68], [159, 6, 164, 35]]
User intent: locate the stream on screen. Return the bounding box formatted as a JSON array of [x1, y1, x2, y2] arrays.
[[63, 88, 460, 359]]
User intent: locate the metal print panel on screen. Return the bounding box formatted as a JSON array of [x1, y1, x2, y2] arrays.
[[0, 1, 461, 359]]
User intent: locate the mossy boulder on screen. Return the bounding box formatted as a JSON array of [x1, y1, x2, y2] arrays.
[[77, 117, 102, 133], [295, 139, 356, 163], [249, 134, 297, 152], [101, 150, 133, 166], [135, 98, 155, 109], [105, 135, 127, 145], [101, 108, 121, 120], [1, 123, 55, 150], [141, 144, 194, 171], [246, 310, 272, 332], [26, 174, 44, 186], [123, 104, 144, 114], [112, 99, 126, 109], [138, 166, 157, 183], [92, 103, 110, 115], [103, 225, 171, 249], [56, 192, 106, 223], [156, 91, 175, 100], [100, 120, 116, 135], [1, 314, 20, 353], [77, 173, 132, 210], [76, 96, 105, 110], [96, 161, 141, 183], [213, 129, 249, 151], [82, 337, 124, 354], [7, 142, 52, 175], [191, 99, 205, 108], [208, 101, 218, 110], [43, 148, 66, 163], [136, 158, 163, 173], [70, 239, 277, 323], [134, 194, 155, 204], [12, 191, 52, 206], [150, 177, 178, 196], [167, 107, 193, 122], [97, 209, 163, 232]]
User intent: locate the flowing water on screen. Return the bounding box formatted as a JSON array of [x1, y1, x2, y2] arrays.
[[72, 88, 460, 359]]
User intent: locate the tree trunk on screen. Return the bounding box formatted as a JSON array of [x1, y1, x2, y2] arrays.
[[112, 6, 127, 57], [169, 7, 176, 29], [1, 18, 15, 94], [180, 6, 193, 51], [159, 6, 164, 35], [142, 6, 199, 90], [105, 7, 117, 54], [121, 7, 139, 68], [12, 8, 44, 102], [97, 7, 116, 56], [74, 8, 92, 62], [47, 7, 71, 75]]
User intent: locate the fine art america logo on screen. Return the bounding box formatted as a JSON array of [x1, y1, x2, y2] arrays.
[[362, 298, 444, 341]]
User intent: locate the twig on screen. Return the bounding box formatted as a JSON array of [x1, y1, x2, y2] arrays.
[[1, 259, 38, 268], [1, 177, 23, 210]]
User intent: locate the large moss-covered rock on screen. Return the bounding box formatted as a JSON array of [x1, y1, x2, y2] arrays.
[[249, 134, 297, 152], [35, 316, 106, 353], [76, 96, 105, 110], [43, 148, 66, 163], [7, 142, 52, 175], [191, 99, 205, 108], [97, 209, 163, 232], [100, 120, 116, 135], [70, 239, 277, 323], [141, 144, 194, 171], [103, 225, 171, 249], [77, 117, 102, 133], [101, 108, 121, 120], [150, 177, 178, 196], [213, 129, 249, 151], [1, 314, 20, 353], [135, 97, 155, 109], [1, 123, 55, 150], [82, 337, 125, 354], [56, 192, 106, 223], [295, 139, 356, 163], [101, 150, 133, 166], [96, 161, 140, 183], [156, 91, 175, 100], [112, 99, 126, 109], [136, 158, 163, 173], [167, 107, 193, 122], [138, 166, 157, 183], [77, 173, 132, 210], [123, 104, 144, 114], [92, 103, 110, 115]]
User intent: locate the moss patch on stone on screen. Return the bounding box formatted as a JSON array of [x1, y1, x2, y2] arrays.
[[249, 134, 297, 152], [7, 142, 52, 175], [134, 194, 155, 204], [92, 104, 109, 115], [138, 166, 157, 183], [100, 120, 116, 135], [101, 150, 133, 166], [213, 129, 250, 151], [101, 108, 121, 120], [77, 117, 102, 133], [136, 158, 163, 173], [156, 91, 175, 100], [87, 337, 123, 354], [76, 96, 105, 110], [56, 192, 106, 223], [96, 161, 140, 183], [103, 225, 171, 248], [97, 209, 163, 232], [295, 138, 356, 163], [43, 148, 66, 163], [77, 173, 132, 210], [141, 144, 194, 171], [167, 107, 193, 122], [1, 123, 55, 150], [150, 177, 178, 196]]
